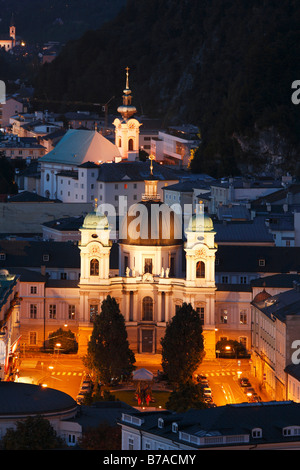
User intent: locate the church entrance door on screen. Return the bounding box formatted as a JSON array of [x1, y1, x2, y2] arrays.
[[141, 329, 153, 353]]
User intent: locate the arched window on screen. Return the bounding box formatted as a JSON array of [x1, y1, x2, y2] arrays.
[[142, 296, 153, 321], [196, 261, 205, 278], [90, 258, 99, 276], [118, 138, 121, 147], [128, 138, 134, 151]]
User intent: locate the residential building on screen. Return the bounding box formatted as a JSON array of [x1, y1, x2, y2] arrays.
[[0, 269, 20, 380], [151, 124, 200, 167], [251, 283, 300, 400], [0, 97, 23, 129], [119, 401, 300, 450], [209, 177, 283, 214], [0, 135, 46, 160]]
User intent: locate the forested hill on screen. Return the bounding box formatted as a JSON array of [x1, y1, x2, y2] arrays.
[[0, 0, 126, 43], [34, 0, 300, 177]]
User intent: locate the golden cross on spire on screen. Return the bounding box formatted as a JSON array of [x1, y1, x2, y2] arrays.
[[125, 66, 130, 90], [149, 154, 155, 175]]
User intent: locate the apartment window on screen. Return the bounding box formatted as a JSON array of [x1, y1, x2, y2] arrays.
[[115, 184, 118, 189], [60, 273, 67, 280], [0, 252, 6, 260], [30, 304, 37, 319], [221, 276, 229, 284], [68, 434, 76, 445], [30, 286, 37, 294], [128, 438, 134, 451], [49, 304, 56, 319], [134, 183, 137, 189], [252, 428, 262, 438], [68, 305, 76, 320], [240, 276, 247, 284], [43, 254, 49, 262], [258, 259, 265, 267], [220, 309, 228, 324], [91, 184, 94, 189], [240, 310, 247, 324]]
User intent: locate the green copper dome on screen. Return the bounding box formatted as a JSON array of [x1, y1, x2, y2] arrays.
[[187, 212, 214, 232], [82, 211, 109, 230]]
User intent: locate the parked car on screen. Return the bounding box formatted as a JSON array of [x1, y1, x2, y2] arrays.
[[239, 377, 251, 387]]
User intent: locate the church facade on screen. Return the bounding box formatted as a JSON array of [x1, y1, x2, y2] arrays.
[[78, 171, 218, 358]]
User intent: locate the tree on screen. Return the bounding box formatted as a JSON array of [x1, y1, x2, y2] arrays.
[[161, 303, 204, 388], [165, 382, 210, 413], [84, 295, 135, 385], [78, 422, 121, 450], [48, 328, 78, 353], [1, 415, 65, 450]]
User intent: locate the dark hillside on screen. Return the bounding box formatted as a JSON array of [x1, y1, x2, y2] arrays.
[[34, 0, 300, 177]]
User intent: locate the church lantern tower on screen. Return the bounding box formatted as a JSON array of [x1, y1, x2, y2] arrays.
[[113, 67, 142, 160]]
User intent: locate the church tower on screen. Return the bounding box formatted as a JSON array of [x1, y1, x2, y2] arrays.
[[113, 67, 142, 160], [184, 201, 217, 359], [9, 13, 16, 46]]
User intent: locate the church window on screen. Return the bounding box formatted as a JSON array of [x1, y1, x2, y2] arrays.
[[161, 292, 165, 322], [196, 307, 205, 325], [142, 297, 153, 321], [118, 138, 121, 147], [89, 304, 98, 322], [196, 261, 205, 278], [129, 291, 134, 321], [46, 173, 50, 181], [128, 138, 134, 151], [90, 258, 99, 276]]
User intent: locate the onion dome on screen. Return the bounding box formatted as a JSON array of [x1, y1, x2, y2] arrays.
[[117, 67, 137, 120], [187, 206, 214, 233], [82, 203, 109, 230], [253, 289, 272, 304]]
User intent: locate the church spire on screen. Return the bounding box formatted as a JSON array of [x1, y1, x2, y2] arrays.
[[117, 67, 137, 121]]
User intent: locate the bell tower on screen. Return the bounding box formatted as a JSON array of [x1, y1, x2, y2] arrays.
[[113, 67, 142, 160], [9, 13, 16, 46]]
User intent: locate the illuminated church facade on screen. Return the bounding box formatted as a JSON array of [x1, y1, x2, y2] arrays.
[[8, 70, 253, 361]]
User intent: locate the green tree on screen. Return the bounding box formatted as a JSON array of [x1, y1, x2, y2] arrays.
[[78, 422, 121, 450], [83, 295, 135, 385], [161, 303, 205, 389], [165, 382, 209, 413], [48, 328, 78, 353], [1, 415, 65, 450]]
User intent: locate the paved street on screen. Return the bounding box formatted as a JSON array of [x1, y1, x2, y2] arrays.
[[16, 353, 272, 406]]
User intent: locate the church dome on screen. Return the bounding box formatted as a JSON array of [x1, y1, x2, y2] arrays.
[[82, 211, 109, 230], [119, 199, 183, 246], [253, 289, 272, 304], [187, 212, 214, 233]]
